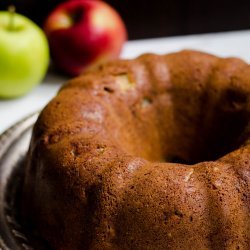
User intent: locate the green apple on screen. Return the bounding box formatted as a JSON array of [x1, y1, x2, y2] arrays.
[[0, 9, 49, 98]]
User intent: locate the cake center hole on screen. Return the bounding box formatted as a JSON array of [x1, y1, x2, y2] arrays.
[[161, 89, 249, 165]]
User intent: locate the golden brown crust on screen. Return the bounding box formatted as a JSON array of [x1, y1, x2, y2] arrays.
[[22, 50, 250, 249]]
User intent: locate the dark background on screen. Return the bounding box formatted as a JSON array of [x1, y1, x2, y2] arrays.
[[1, 0, 250, 40]]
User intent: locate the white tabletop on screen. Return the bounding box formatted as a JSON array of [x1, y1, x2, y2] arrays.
[[1, 30, 250, 134]]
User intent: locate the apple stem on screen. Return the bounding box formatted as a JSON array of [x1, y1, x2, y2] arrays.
[[8, 5, 16, 31]]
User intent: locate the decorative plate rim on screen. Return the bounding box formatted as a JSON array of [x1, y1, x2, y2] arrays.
[[0, 112, 39, 250]]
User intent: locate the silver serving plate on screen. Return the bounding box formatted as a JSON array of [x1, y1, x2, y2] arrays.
[[0, 113, 39, 250]]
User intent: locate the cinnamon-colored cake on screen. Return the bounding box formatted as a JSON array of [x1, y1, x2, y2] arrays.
[[22, 50, 250, 249]]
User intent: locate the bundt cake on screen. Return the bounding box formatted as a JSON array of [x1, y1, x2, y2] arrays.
[[22, 50, 250, 249]]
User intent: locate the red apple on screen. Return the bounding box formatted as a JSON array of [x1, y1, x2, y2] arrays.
[[44, 0, 127, 76]]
